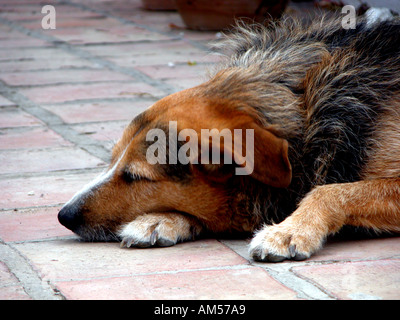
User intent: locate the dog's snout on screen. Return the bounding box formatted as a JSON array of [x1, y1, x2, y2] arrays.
[[58, 204, 83, 231]]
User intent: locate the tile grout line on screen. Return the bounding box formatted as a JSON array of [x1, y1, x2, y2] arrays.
[[5, 80, 142, 89], [45, 263, 256, 283], [41, 96, 157, 106], [0, 165, 105, 181], [0, 204, 65, 212], [259, 264, 336, 300], [0, 242, 64, 299]]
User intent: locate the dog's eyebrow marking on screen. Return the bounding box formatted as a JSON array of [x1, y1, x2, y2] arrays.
[[142, 123, 193, 182], [130, 112, 151, 137], [111, 112, 150, 164]]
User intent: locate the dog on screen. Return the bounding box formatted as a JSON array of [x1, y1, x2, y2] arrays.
[[58, 15, 400, 262]]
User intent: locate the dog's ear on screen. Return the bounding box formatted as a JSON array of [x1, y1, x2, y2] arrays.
[[239, 122, 291, 188], [197, 120, 292, 188]]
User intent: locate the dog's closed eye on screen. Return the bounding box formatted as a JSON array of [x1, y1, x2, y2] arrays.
[[121, 170, 152, 183]]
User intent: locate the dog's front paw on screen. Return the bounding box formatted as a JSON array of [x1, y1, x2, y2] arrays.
[[118, 213, 202, 248], [248, 220, 326, 262]]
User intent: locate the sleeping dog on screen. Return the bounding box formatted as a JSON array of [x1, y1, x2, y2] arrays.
[[58, 15, 400, 262]]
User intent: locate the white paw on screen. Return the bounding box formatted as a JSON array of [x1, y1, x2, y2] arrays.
[[118, 213, 201, 248], [249, 223, 323, 262]]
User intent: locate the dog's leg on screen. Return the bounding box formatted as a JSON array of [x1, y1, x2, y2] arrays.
[[250, 178, 400, 262], [119, 213, 203, 248]]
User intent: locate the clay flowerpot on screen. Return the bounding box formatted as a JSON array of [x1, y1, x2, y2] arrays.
[[176, 0, 289, 30], [141, 0, 177, 11]]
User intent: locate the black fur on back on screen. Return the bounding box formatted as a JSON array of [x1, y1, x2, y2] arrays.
[[301, 18, 400, 186]]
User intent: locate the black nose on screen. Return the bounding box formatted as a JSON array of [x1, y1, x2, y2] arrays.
[[58, 204, 84, 231]]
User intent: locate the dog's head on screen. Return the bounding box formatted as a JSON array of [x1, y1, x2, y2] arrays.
[[58, 85, 292, 241]]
